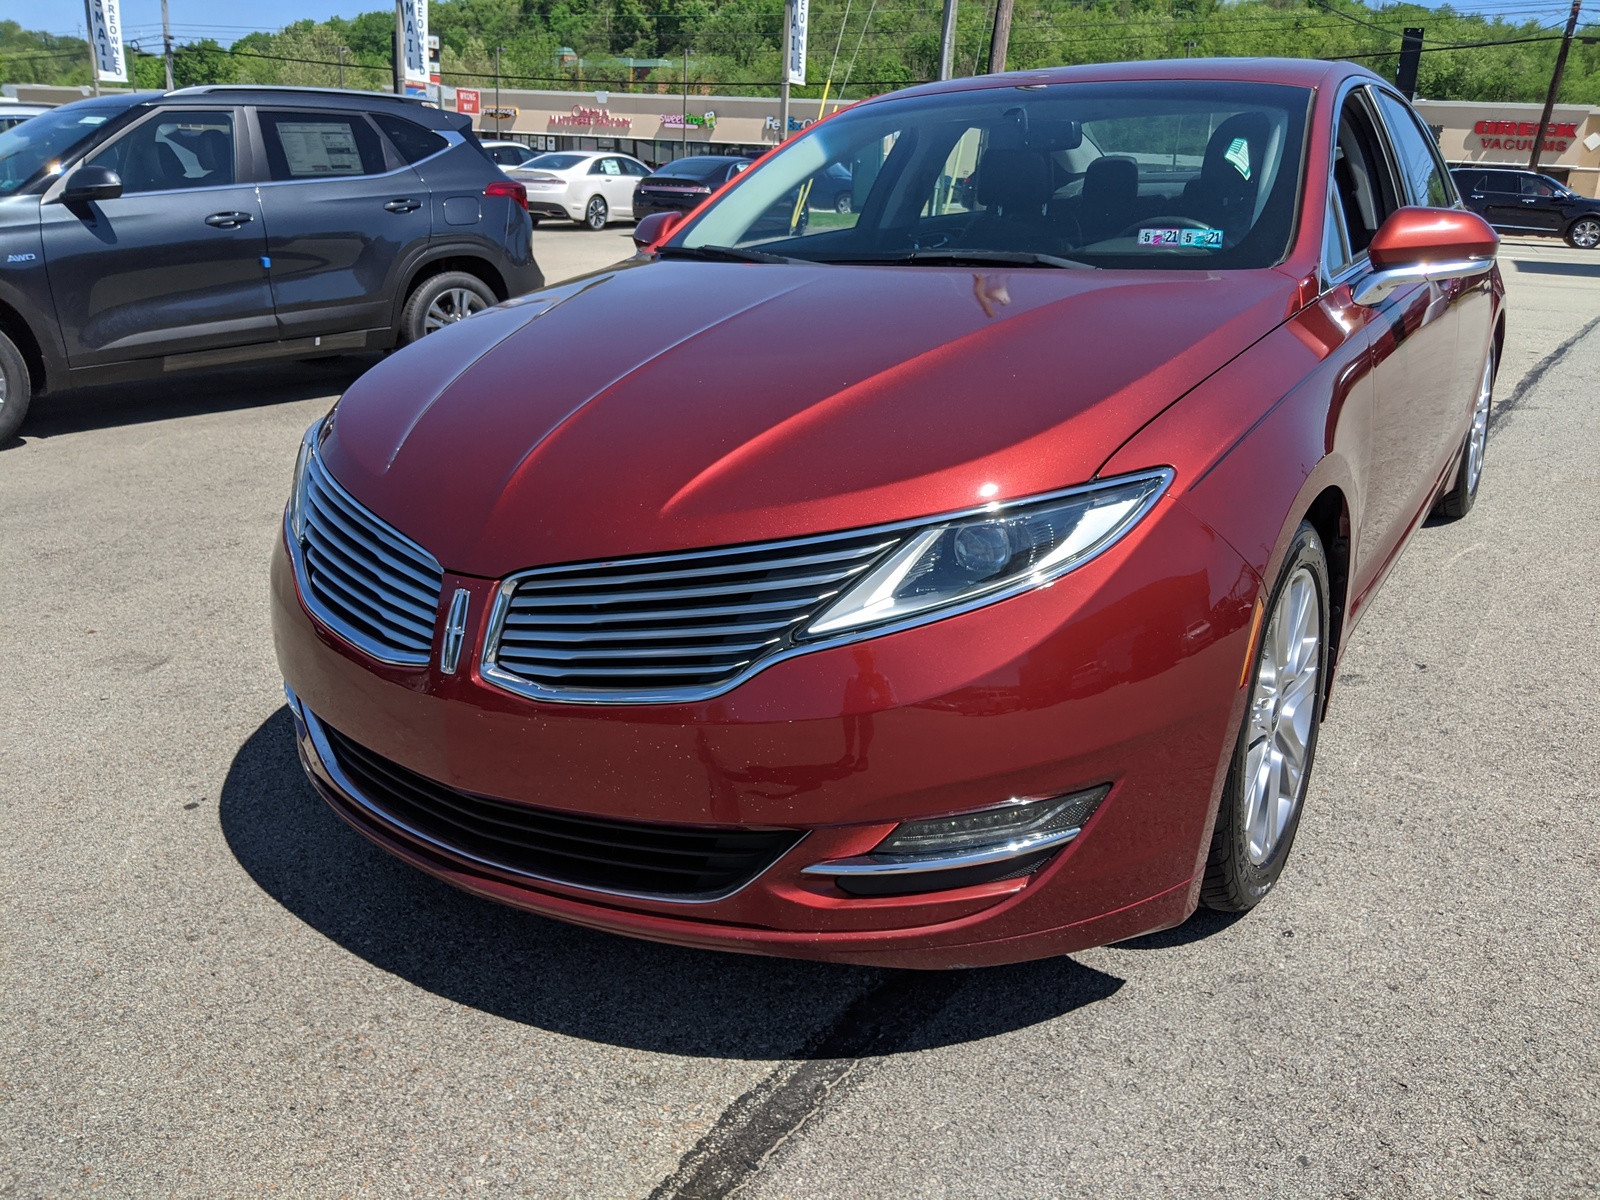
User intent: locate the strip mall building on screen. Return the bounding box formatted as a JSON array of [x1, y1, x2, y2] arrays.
[[1413, 99, 1600, 197]]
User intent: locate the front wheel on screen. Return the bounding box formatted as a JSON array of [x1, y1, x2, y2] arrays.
[[398, 271, 496, 345], [1202, 522, 1329, 912], [1432, 348, 1494, 520], [0, 328, 32, 445], [1566, 216, 1600, 249], [580, 195, 608, 230]]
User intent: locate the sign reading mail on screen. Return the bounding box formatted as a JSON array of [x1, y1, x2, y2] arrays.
[[87, 0, 128, 84]]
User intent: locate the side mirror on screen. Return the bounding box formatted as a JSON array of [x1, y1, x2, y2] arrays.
[[1354, 207, 1497, 307], [61, 164, 123, 204], [633, 209, 684, 251]]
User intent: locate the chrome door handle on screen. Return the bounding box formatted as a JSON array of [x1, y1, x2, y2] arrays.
[[384, 198, 422, 213], [204, 211, 252, 228]]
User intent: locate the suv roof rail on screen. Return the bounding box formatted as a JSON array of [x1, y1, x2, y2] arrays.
[[166, 85, 431, 105]]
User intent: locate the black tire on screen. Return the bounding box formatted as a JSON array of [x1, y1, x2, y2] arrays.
[[0, 329, 32, 446], [1433, 347, 1494, 520], [398, 271, 497, 346], [580, 194, 608, 230], [1564, 215, 1600, 249], [833, 191, 852, 214], [1202, 522, 1330, 912]]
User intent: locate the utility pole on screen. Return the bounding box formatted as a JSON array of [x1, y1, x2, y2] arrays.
[[938, 0, 958, 80], [779, 0, 793, 148], [393, 0, 406, 95], [80, 6, 99, 95], [682, 47, 689, 151], [987, 0, 1015, 73], [494, 46, 502, 126], [338, 46, 345, 88], [1530, 0, 1582, 173], [160, 0, 174, 89]]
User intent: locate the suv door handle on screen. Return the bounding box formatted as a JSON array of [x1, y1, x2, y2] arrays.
[[384, 199, 422, 213], [204, 211, 253, 228]]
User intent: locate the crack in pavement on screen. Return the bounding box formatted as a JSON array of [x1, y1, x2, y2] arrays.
[[646, 970, 968, 1200], [1488, 312, 1600, 434]]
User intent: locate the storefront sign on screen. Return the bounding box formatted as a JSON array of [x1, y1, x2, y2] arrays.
[[765, 115, 815, 135], [456, 88, 480, 116], [483, 107, 518, 122], [1473, 118, 1579, 154], [660, 111, 717, 131], [550, 106, 632, 131]]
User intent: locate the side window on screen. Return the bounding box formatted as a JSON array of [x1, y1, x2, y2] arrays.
[[1482, 171, 1515, 194], [588, 158, 608, 175], [1329, 91, 1401, 267], [371, 113, 447, 165], [258, 111, 385, 182], [1374, 91, 1451, 208], [927, 126, 986, 217], [85, 109, 235, 194], [601, 158, 622, 177], [1521, 176, 1556, 198]]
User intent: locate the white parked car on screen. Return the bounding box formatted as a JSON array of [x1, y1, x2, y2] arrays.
[[508, 151, 652, 229], [478, 139, 538, 169]]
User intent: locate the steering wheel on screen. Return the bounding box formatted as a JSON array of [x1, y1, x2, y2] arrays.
[[1112, 214, 1213, 239]]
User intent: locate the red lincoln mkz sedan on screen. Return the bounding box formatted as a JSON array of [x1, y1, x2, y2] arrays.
[[272, 59, 1503, 968]]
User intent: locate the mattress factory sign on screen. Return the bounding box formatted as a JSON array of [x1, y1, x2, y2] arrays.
[[549, 106, 632, 131], [1474, 118, 1580, 154]]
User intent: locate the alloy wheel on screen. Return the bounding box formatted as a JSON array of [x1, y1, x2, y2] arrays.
[[1466, 353, 1492, 494], [586, 196, 608, 230], [1241, 566, 1323, 867], [423, 288, 488, 334], [1571, 218, 1600, 249]]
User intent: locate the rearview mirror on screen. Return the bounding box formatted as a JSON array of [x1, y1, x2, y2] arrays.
[[633, 210, 684, 251], [1353, 207, 1497, 307], [60, 164, 123, 204]]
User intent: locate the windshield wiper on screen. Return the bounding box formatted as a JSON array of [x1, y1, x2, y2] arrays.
[[657, 244, 813, 265], [819, 249, 1096, 270]]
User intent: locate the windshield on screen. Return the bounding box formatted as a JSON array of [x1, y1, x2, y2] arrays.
[[522, 153, 587, 171], [0, 98, 137, 195], [677, 80, 1311, 270]]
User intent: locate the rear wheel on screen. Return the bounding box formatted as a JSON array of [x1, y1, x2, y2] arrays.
[[1203, 522, 1329, 912], [1433, 348, 1494, 520], [0, 329, 32, 445], [580, 195, 608, 230], [399, 272, 496, 345], [833, 192, 852, 214], [1566, 216, 1600, 249]]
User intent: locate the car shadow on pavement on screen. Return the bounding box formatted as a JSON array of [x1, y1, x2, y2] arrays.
[[220, 708, 1126, 1060], [8, 355, 383, 446]]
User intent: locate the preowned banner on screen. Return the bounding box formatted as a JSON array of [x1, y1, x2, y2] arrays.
[[400, 0, 430, 90], [786, 0, 808, 87], [86, 0, 128, 84]]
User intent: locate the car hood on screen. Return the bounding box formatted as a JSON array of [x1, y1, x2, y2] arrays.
[[322, 259, 1296, 578]]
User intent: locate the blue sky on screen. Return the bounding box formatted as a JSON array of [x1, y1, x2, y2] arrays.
[[8, 0, 1580, 46]]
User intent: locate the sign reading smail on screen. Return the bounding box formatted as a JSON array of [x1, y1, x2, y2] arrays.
[[1474, 119, 1580, 153]]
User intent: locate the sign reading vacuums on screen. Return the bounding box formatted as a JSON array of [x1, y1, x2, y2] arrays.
[[787, 0, 808, 86], [400, 0, 430, 90], [86, 0, 128, 83]]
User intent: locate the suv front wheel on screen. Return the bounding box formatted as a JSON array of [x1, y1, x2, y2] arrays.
[[400, 272, 497, 345], [1566, 216, 1600, 249]]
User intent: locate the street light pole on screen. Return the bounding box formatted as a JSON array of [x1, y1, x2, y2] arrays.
[[682, 47, 689, 152], [1529, 0, 1582, 173], [393, 0, 406, 95], [161, 0, 174, 90], [938, 0, 957, 80]]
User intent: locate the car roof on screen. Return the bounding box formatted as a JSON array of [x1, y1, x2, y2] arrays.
[[874, 57, 1377, 106]]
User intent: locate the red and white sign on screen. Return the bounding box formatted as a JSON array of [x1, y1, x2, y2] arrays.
[[1473, 118, 1578, 155], [457, 88, 481, 116]]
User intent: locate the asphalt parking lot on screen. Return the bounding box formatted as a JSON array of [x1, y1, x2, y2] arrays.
[[3, 224, 1597, 1199]]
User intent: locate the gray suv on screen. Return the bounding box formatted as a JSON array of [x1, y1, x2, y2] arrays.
[[0, 87, 542, 442]]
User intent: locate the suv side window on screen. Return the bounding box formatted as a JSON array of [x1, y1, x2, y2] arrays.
[[1481, 171, 1516, 194], [85, 109, 236, 194], [371, 113, 447, 165], [258, 110, 385, 181], [1521, 175, 1557, 198], [1327, 89, 1401, 273], [1373, 91, 1452, 208]]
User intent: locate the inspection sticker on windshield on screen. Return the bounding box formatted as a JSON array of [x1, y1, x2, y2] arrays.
[[1138, 228, 1224, 249]]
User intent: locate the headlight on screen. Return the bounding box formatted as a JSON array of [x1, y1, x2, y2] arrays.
[[287, 419, 322, 542], [803, 468, 1171, 638]]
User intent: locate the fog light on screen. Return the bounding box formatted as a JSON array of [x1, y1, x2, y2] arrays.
[[800, 786, 1110, 898]]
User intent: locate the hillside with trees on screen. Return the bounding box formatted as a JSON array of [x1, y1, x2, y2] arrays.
[[5, 1, 1600, 104]]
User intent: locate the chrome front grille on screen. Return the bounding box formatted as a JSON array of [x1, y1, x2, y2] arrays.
[[295, 454, 444, 665], [483, 529, 902, 702]]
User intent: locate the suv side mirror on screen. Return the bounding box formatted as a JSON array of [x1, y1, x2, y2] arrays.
[[633, 210, 684, 251], [1353, 207, 1497, 307], [61, 165, 123, 204]]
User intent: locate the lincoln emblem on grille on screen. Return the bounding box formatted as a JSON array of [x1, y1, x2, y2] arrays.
[[440, 588, 471, 675]]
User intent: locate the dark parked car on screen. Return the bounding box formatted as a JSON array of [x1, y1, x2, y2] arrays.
[[807, 161, 855, 212], [276, 60, 1504, 968], [632, 155, 752, 219], [1451, 167, 1600, 249], [0, 86, 541, 443]]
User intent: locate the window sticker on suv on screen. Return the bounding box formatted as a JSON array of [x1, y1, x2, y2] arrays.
[[277, 123, 364, 176]]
